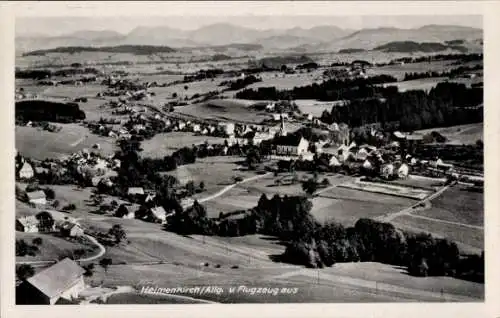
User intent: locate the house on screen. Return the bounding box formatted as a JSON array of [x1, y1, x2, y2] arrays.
[[145, 191, 156, 203], [381, 164, 395, 179], [16, 258, 85, 305], [218, 122, 235, 136], [356, 148, 369, 161], [34, 167, 49, 175], [127, 187, 145, 196], [398, 163, 409, 179], [178, 121, 186, 130], [192, 124, 201, 133], [329, 156, 341, 167], [274, 135, 309, 157], [151, 206, 167, 224], [18, 162, 34, 179], [362, 160, 373, 170], [16, 216, 39, 233], [26, 190, 47, 206], [57, 221, 84, 237]]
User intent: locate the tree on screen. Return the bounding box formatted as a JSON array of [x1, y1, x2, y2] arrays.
[[114, 204, 129, 218], [184, 85, 189, 90], [199, 181, 205, 192], [83, 263, 94, 277], [32, 237, 43, 246], [16, 264, 35, 281], [108, 224, 126, 244], [186, 181, 195, 196], [74, 248, 86, 260], [172, 92, 178, 98], [52, 200, 60, 209], [43, 188, 55, 200], [302, 178, 318, 196], [36, 211, 54, 232], [99, 258, 113, 273]]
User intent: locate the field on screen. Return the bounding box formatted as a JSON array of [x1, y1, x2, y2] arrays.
[[140, 132, 226, 158], [15, 124, 117, 160], [174, 99, 270, 124], [379, 77, 447, 92], [415, 123, 483, 145], [16, 232, 97, 262], [160, 156, 259, 198], [294, 99, 344, 117], [366, 61, 461, 80], [339, 179, 433, 200], [244, 70, 323, 90], [391, 215, 483, 253], [313, 187, 415, 226], [416, 184, 483, 227]]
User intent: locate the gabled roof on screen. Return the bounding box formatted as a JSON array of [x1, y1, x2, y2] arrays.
[[26, 258, 85, 299], [274, 134, 305, 147], [26, 190, 46, 201], [151, 206, 166, 220], [17, 216, 38, 228], [127, 187, 144, 195], [57, 221, 81, 231]]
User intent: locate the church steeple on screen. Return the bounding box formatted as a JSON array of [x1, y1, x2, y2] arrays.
[[279, 113, 287, 136]]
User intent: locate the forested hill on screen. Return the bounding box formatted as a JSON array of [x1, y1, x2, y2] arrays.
[[374, 41, 466, 53], [23, 45, 176, 56]]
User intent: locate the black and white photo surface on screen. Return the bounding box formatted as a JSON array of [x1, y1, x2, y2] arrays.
[[9, 1, 489, 307]]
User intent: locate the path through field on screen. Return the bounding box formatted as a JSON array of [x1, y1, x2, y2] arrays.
[[183, 172, 272, 209]]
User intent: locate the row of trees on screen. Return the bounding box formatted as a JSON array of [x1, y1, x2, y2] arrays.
[[235, 75, 398, 101], [403, 64, 482, 81], [162, 191, 483, 281]]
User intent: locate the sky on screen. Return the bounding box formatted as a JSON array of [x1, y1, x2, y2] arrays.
[[13, 2, 483, 36]]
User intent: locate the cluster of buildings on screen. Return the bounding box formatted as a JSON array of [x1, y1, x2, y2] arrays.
[[16, 211, 83, 238]]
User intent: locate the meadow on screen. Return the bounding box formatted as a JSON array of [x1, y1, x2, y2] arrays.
[[140, 132, 226, 158], [415, 123, 483, 145], [416, 184, 484, 227], [15, 124, 117, 160]]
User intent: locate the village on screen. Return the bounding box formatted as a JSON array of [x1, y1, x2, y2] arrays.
[[12, 14, 486, 304]]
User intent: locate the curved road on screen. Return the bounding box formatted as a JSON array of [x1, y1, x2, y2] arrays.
[[16, 234, 106, 266]]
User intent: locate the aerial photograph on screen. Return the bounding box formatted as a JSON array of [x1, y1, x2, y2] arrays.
[[13, 7, 484, 305]]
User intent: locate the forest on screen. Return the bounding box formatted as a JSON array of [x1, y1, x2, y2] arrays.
[[15, 100, 86, 123], [319, 82, 483, 131]]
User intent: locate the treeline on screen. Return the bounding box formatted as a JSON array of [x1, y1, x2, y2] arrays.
[[23, 45, 176, 56], [15, 67, 101, 80], [183, 69, 224, 82], [235, 75, 398, 101], [320, 82, 483, 131], [220, 75, 262, 91], [390, 53, 482, 65], [403, 64, 482, 81], [374, 41, 449, 53], [164, 193, 484, 281], [16, 100, 86, 123]]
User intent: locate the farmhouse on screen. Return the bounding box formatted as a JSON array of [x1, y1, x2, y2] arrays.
[[57, 221, 84, 237], [16, 258, 86, 305], [26, 190, 47, 206], [398, 163, 410, 179], [273, 135, 309, 157], [16, 216, 39, 233], [18, 162, 34, 179], [128, 187, 145, 196], [218, 122, 235, 136], [151, 206, 167, 224]]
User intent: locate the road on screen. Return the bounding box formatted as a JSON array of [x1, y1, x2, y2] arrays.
[[16, 233, 106, 266], [375, 184, 451, 223], [182, 172, 272, 209]]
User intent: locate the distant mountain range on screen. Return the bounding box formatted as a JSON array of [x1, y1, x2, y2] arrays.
[[16, 23, 482, 54]]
